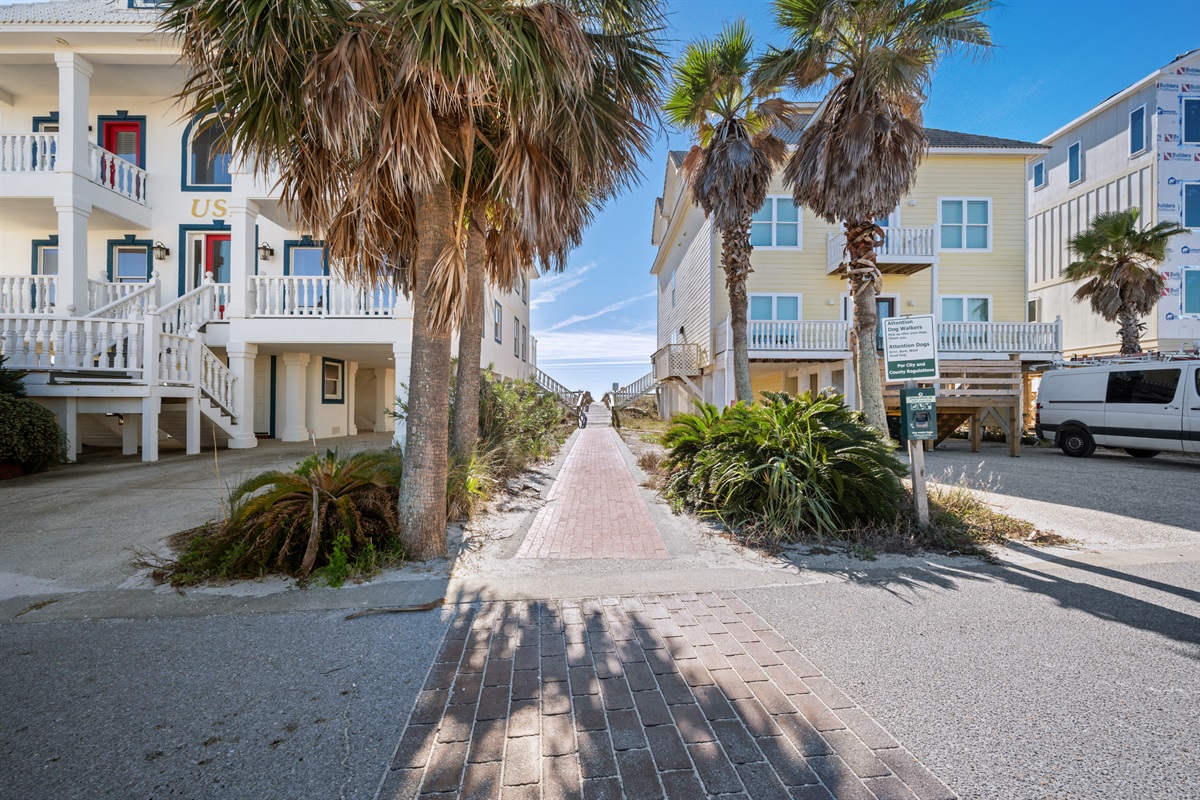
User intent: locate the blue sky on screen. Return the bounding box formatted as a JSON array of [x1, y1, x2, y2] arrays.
[[532, 0, 1200, 394]]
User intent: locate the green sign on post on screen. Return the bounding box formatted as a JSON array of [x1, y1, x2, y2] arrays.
[[882, 314, 939, 383]]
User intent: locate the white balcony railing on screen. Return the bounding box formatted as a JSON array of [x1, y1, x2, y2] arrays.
[[0, 133, 58, 173], [748, 320, 851, 352], [89, 143, 148, 204], [159, 279, 230, 336], [199, 343, 237, 419], [251, 275, 399, 318], [87, 279, 152, 312], [827, 226, 937, 272], [938, 321, 1062, 355], [0, 275, 58, 314], [0, 315, 145, 376]]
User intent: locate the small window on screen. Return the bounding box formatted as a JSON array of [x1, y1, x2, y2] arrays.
[[521, 325, 528, 362], [1184, 183, 1200, 229], [186, 115, 233, 188], [514, 317, 520, 358], [750, 196, 801, 248], [1105, 369, 1181, 405], [1068, 141, 1082, 184], [322, 358, 344, 404], [1129, 106, 1146, 155], [940, 296, 990, 322], [521, 276, 528, 305], [1184, 268, 1200, 315], [493, 301, 502, 343], [669, 271, 676, 307], [940, 199, 990, 250], [1032, 161, 1045, 189], [1027, 298, 1039, 323], [108, 237, 151, 283], [749, 294, 801, 321], [1184, 98, 1200, 145]]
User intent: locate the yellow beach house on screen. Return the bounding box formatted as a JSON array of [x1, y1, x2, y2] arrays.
[[645, 106, 1058, 448]]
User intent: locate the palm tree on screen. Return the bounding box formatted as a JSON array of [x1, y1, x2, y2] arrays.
[[1065, 208, 1185, 354], [664, 20, 790, 404], [165, 0, 664, 559], [759, 0, 993, 431]]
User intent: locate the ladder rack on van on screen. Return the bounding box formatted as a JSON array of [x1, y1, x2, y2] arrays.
[[1037, 350, 1200, 371]]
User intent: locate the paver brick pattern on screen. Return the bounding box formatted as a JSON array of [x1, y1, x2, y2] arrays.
[[378, 594, 955, 800], [516, 427, 668, 560]]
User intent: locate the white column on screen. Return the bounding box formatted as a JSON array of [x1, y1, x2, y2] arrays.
[[227, 200, 258, 319], [54, 52, 92, 179], [392, 345, 411, 447], [57, 397, 78, 462], [280, 352, 310, 442], [185, 396, 201, 455], [227, 342, 259, 449], [122, 414, 139, 456], [374, 368, 394, 432], [55, 204, 91, 316], [346, 361, 359, 436], [140, 396, 159, 462]]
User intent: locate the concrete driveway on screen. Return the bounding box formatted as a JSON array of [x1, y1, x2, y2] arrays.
[[920, 439, 1200, 550]]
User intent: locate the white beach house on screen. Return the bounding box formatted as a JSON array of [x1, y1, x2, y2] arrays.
[[0, 0, 537, 462]]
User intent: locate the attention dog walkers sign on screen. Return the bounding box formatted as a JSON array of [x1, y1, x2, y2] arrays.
[[882, 315, 939, 382]]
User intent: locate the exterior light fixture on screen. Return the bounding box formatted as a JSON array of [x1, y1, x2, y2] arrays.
[[152, 241, 170, 260], [258, 242, 275, 261]]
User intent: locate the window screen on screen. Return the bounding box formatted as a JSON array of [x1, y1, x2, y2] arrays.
[[190, 117, 232, 186], [1105, 369, 1181, 405]]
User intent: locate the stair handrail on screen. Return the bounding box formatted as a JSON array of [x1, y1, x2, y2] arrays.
[[157, 276, 219, 336], [85, 275, 160, 320], [197, 339, 237, 420], [614, 371, 657, 407]]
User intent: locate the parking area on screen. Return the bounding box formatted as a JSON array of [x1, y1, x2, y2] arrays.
[[922, 439, 1200, 550]]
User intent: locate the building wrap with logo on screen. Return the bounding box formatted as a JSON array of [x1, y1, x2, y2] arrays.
[[1157, 75, 1200, 337]]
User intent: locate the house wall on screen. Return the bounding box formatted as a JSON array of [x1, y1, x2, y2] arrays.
[[707, 153, 1032, 328], [656, 205, 712, 355], [1029, 50, 1200, 355]]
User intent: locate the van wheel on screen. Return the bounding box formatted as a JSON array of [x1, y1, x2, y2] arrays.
[[1124, 448, 1159, 459], [1059, 428, 1095, 458]]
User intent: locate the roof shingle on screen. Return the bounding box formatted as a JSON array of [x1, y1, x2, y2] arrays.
[[0, 0, 159, 25]]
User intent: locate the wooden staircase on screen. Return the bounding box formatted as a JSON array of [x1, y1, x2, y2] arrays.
[[884, 359, 1025, 456]]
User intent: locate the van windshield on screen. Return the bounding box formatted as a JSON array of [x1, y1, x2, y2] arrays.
[[1105, 369, 1181, 404]]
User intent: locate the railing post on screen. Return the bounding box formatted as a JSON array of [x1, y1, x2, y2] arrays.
[[1054, 315, 1063, 354], [142, 310, 160, 386]]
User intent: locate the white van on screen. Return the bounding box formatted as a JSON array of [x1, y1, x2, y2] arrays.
[[1035, 359, 1200, 458]]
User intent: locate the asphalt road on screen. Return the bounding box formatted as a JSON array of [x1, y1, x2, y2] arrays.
[[0, 608, 450, 800], [743, 553, 1200, 800]]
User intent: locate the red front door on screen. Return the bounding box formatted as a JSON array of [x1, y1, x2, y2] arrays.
[[206, 234, 231, 318], [102, 121, 142, 167]]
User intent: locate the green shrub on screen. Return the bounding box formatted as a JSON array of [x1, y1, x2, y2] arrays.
[[0, 395, 67, 474], [171, 449, 406, 583], [0, 355, 28, 398], [662, 391, 906, 539], [476, 372, 571, 478]]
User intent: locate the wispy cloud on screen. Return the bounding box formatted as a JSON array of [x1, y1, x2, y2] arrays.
[[529, 263, 595, 309], [541, 290, 656, 333], [534, 329, 657, 366]]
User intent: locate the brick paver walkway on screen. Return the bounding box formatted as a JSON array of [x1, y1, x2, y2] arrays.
[[378, 593, 955, 799], [515, 422, 668, 560]]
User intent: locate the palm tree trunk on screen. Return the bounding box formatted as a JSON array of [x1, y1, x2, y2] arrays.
[[721, 217, 754, 404], [846, 220, 888, 432], [397, 182, 455, 561], [452, 210, 486, 458], [1117, 308, 1142, 355]]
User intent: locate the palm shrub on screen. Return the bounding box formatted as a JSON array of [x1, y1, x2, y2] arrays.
[[0, 354, 28, 398], [175, 450, 405, 583], [663, 391, 906, 538]]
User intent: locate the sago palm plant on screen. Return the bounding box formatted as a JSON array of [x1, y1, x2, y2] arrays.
[[663, 392, 906, 538], [664, 20, 791, 403], [1064, 208, 1185, 354], [758, 0, 993, 430], [178, 450, 405, 581]]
